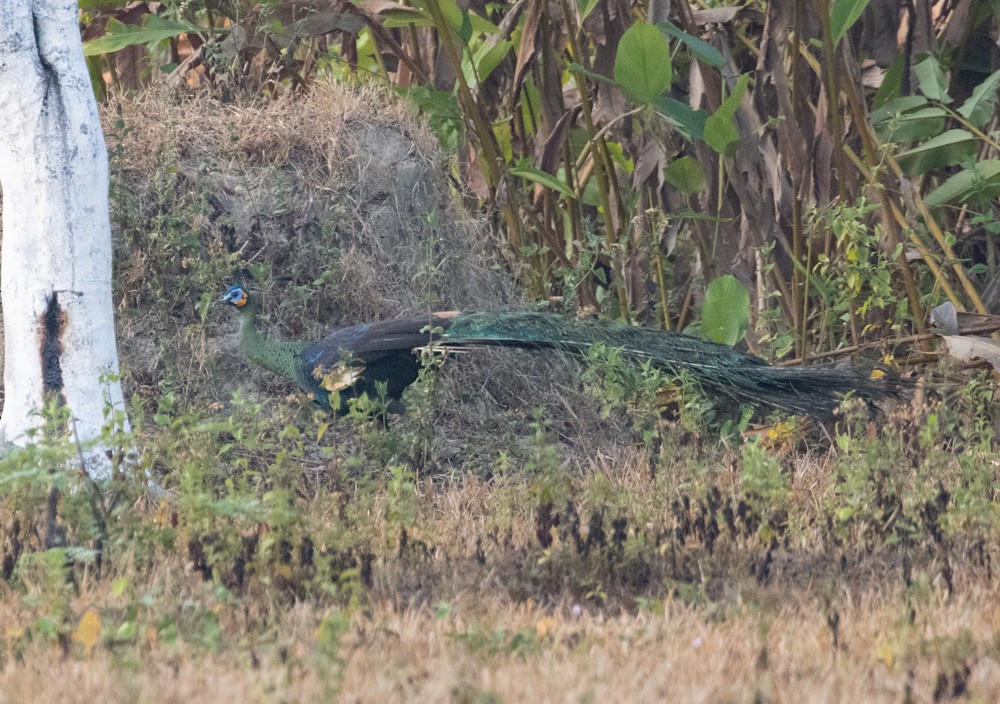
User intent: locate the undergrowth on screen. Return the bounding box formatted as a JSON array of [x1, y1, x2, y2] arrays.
[[1, 372, 997, 690]]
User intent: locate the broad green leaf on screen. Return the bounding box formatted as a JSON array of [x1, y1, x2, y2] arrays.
[[914, 55, 952, 104], [872, 54, 904, 109], [704, 114, 740, 155], [702, 74, 749, 155], [613, 22, 672, 104], [701, 275, 750, 346], [654, 96, 708, 140], [895, 129, 976, 176], [870, 97, 946, 143], [869, 95, 929, 121], [472, 40, 513, 83], [714, 73, 750, 121], [924, 159, 1000, 207], [409, 0, 498, 34], [579, 172, 602, 206], [510, 161, 577, 199], [381, 8, 436, 28], [664, 156, 706, 194], [83, 15, 197, 56], [655, 21, 724, 68], [878, 106, 947, 142], [436, 0, 473, 43], [829, 0, 871, 44], [467, 12, 500, 35], [957, 68, 1000, 128], [578, 0, 602, 22]]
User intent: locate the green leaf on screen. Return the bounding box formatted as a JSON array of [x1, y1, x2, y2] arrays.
[[567, 62, 616, 87], [895, 129, 976, 176], [510, 161, 577, 199], [85, 54, 106, 102], [467, 12, 500, 35], [83, 15, 198, 56], [79, 0, 133, 7], [870, 96, 946, 143], [663, 156, 706, 194], [704, 115, 740, 155], [715, 73, 750, 121], [655, 21, 724, 68], [472, 40, 513, 83], [881, 107, 947, 142], [957, 68, 1000, 128], [913, 55, 952, 104], [578, 0, 602, 22], [924, 159, 1000, 207], [381, 8, 435, 28], [613, 22, 672, 104], [436, 0, 473, 43], [872, 54, 904, 109], [703, 74, 749, 155], [654, 97, 708, 140], [701, 275, 750, 346], [829, 0, 871, 44], [869, 95, 929, 121]]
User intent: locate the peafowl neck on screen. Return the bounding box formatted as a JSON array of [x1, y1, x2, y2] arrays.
[[237, 303, 311, 387]]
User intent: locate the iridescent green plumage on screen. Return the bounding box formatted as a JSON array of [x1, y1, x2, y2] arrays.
[[220, 285, 893, 417], [232, 296, 320, 400]]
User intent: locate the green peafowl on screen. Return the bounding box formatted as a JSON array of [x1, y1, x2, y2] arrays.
[[219, 283, 894, 418]]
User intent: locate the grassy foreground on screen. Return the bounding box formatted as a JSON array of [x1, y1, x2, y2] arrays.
[[1, 384, 999, 703]]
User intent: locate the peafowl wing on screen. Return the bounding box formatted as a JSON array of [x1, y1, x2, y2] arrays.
[[300, 313, 459, 410]]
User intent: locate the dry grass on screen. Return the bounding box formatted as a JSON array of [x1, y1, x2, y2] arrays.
[[4, 589, 999, 704], [104, 81, 518, 413], [2, 445, 1000, 704]]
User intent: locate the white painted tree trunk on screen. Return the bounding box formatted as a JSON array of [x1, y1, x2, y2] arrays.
[[0, 0, 130, 477]]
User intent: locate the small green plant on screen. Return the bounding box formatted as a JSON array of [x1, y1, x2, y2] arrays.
[[754, 241, 795, 360], [385, 464, 417, 533], [580, 343, 669, 455], [399, 335, 448, 472], [740, 439, 789, 541], [524, 409, 566, 484], [810, 197, 906, 346]]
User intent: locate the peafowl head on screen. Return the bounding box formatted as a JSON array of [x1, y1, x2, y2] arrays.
[[219, 283, 249, 308]]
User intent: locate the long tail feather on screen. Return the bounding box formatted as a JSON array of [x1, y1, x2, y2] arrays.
[[442, 312, 892, 417]]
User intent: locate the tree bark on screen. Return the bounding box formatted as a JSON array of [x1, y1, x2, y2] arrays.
[[0, 0, 130, 477]]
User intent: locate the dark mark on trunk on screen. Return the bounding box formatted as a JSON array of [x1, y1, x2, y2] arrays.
[[39, 291, 67, 405]]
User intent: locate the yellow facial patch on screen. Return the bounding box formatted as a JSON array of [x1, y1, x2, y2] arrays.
[[315, 363, 365, 393], [234, 290, 248, 307]]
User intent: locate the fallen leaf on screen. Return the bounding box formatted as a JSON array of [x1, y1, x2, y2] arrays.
[[72, 609, 101, 656], [940, 335, 1000, 371]]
